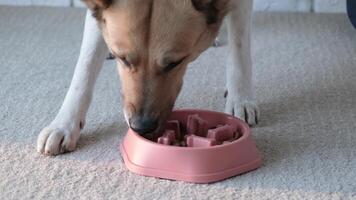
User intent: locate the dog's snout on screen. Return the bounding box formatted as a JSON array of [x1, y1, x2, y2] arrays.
[[129, 115, 159, 135]]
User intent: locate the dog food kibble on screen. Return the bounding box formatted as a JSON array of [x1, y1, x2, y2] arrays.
[[173, 141, 181, 146], [157, 137, 170, 145], [156, 114, 241, 147]]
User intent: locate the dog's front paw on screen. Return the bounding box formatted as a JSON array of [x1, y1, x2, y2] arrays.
[[37, 125, 80, 156], [225, 93, 259, 126]]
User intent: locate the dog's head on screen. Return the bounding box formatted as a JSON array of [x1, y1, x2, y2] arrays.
[[83, 0, 230, 135]]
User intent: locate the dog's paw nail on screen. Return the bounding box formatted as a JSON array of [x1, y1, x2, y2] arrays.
[[224, 90, 228, 98], [37, 126, 79, 156], [225, 99, 259, 126]]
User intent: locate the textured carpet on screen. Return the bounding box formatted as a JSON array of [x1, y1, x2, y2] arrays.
[[1, 6, 356, 200]]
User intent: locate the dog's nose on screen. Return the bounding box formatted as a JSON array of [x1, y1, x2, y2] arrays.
[[129, 115, 159, 135]]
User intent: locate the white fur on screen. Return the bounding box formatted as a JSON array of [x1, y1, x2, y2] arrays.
[[37, 0, 259, 155], [37, 11, 108, 155], [225, 0, 259, 125]]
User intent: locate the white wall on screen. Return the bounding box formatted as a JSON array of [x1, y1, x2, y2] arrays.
[[254, 0, 346, 13], [0, 0, 347, 13], [313, 0, 346, 13], [254, 0, 312, 12], [0, 0, 71, 6]]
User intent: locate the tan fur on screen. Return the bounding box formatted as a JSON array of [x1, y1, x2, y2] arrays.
[[85, 0, 229, 130]]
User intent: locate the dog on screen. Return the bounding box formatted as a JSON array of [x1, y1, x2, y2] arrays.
[[37, 0, 259, 155]]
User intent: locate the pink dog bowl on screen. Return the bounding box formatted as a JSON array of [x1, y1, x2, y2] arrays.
[[120, 109, 262, 183]]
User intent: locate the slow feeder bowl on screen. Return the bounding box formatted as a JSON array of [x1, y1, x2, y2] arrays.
[[119, 109, 262, 183]]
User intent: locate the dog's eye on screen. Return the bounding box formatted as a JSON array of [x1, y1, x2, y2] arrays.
[[118, 56, 131, 67], [164, 58, 185, 72]]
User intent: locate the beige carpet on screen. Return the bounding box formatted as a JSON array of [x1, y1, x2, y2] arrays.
[[1, 6, 356, 200]]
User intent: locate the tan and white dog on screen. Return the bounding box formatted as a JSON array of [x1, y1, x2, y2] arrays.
[[37, 0, 259, 155]]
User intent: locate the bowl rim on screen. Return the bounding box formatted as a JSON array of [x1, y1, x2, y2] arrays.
[[126, 109, 251, 151]]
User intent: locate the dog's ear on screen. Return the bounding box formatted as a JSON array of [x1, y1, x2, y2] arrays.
[[81, 0, 113, 10], [192, 0, 230, 24]]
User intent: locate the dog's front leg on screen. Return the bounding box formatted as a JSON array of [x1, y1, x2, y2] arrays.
[[37, 11, 108, 155], [225, 0, 259, 125]]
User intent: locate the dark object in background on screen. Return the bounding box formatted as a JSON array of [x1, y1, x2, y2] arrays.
[[106, 53, 115, 60], [347, 0, 356, 28]]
